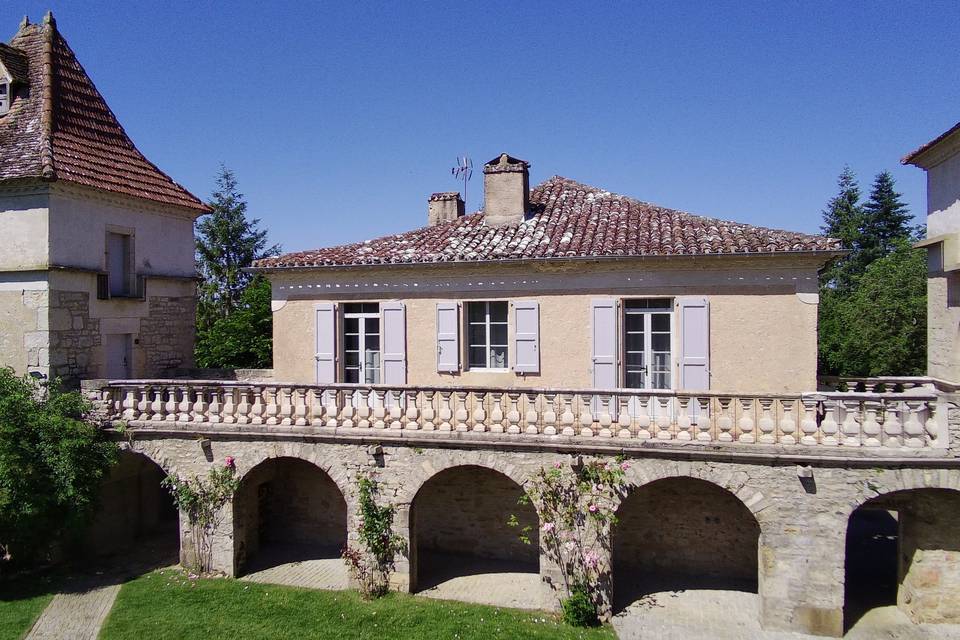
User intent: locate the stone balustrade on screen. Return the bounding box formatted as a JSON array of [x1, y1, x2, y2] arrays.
[[86, 379, 952, 451]]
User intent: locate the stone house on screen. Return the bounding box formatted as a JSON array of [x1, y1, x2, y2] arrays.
[[0, 13, 207, 385], [904, 122, 960, 384], [255, 153, 842, 394]]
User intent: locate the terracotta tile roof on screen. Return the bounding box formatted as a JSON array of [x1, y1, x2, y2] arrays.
[[902, 120, 960, 167], [0, 43, 28, 83], [257, 176, 841, 269], [0, 15, 208, 212]]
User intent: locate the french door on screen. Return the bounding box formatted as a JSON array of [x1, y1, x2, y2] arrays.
[[623, 299, 673, 390], [342, 303, 381, 384]]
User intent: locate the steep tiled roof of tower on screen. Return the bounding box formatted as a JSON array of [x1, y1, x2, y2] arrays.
[[256, 176, 842, 269], [0, 15, 208, 212]]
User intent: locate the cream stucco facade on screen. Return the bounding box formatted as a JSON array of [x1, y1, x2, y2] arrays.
[[0, 181, 200, 384], [267, 255, 825, 394]]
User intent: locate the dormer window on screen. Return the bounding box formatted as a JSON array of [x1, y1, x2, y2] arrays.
[[0, 81, 9, 115]]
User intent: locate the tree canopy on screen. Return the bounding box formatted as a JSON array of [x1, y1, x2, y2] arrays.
[[195, 276, 273, 369], [0, 370, 117, 571]]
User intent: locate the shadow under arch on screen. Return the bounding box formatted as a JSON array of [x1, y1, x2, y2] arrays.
[[409, 464, 539, 593], [233, 456, 347, 576], [611, 476, 761, 612], [83, 449, 179, 572], [844, 487, 960, 632]]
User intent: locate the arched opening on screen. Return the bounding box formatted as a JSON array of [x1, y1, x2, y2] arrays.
[[410, 465, 540, 607], [83, 450, 179, 570], [844, 488, 960, 631], [612, 477, 760, 611], [233, 457, 347, 582]]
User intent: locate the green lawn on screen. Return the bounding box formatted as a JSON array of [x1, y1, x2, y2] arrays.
[[100, 570, 616, 640], [0, 575, 56, 640]]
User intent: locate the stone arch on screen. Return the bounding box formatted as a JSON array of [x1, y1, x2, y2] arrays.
[[395, 452, 531, 508], [842, 468, 960, 518], [611, 475, 762, 610], [83, 448, 179, 566], [408, 463, 539, 594], [233, 445, 354, 504], [233, 455, 348, 577], [844, 485, 960, 630]]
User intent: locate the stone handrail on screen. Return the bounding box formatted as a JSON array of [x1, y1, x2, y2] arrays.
[[87, 380, 950, 450]]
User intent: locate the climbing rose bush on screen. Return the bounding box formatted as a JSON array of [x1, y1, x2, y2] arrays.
[[162, 457, 240, 574], [342, 474, 406, 599], [513, 458, 628, 626]]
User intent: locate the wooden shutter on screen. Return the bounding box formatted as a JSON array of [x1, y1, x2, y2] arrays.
[[436, 302, 460, 373], [315, 303, 337, 384], [678, 296, 710, 390], [591, 299, 618, 389], [381, 301, 407, 384], [513, 300, 540, 374]]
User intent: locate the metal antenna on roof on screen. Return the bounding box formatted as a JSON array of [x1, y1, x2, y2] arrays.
[[451, 156, 473, 207]]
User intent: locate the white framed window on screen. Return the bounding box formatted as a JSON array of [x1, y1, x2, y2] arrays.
[[106, 231, 133, 297], [0, 81, 9, 115], [467, 301, 508, 370], [342, 303, 381, 384], [622, 298, 673, 390]]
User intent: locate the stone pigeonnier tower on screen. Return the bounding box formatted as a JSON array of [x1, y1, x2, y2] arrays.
[[0, 13, 209, 385]]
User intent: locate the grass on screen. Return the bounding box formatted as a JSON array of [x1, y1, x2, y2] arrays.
[[0, 574, 57, 640], [100, 569, 616, 640]]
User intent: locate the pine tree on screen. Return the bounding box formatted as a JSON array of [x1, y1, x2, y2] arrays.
[[196, 166, 279, 331], [819, 167, 863, 292], [858, 171, 912, 267]]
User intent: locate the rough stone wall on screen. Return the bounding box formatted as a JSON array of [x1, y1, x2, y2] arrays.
[[927, 263, 960, 384], [139, 295, 196, 376], [613, 477, 760, 594], [233, 457, 346, 573], [118, 433, 960, 637], [898, 489, 960, 623], [49, 290, 100, 385], [0, 288, 46, 377], [411, 465, 538, 565]]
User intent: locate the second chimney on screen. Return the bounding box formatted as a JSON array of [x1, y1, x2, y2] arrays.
[[428, 192, 464, 226], [483, 153, 530, 227]]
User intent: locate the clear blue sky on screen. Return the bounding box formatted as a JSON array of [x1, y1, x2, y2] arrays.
[[8, 1, 960, 253]]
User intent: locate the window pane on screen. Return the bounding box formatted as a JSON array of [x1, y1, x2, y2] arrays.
[[344, 351, 359, 367], [625, 352, 645, 368], [343, 303, 364, 315], [469, 347, 487, 368], [652, 352, 670, 370], [468, 324, 487, 347], [365, 367, 380, 384], [490, 346, 508, 368], [468, 302, 486, 323], [364, 317, 379, 334], [365, 335, 380, 351], [490, 323, 507, 345], [344, 368, 359, 383], [652, 314, 671, 332], [625, 332, 644, 352], [652, 333, 671, 352], [344, 317, 359, 333], [361, 303, 379, 314], [344, 334, 359, 351], [624, 312, 644, 331], [489, 301, 508, 322], [625, 371, 644, 389], [652, 372, 671, 389]]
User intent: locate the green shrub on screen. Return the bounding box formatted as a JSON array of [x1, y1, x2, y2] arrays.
[[562, 583, 599, 627]]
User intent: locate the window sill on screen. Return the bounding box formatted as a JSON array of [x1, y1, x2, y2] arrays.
[[465, 368, 512, 374]]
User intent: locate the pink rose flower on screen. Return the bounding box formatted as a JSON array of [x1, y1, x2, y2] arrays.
[[553, 461, 563, 469], [224, 456, 235, 468], [588, 504, 598, 513], [542, 522, 556, 533], [620, 462, 631, 471]]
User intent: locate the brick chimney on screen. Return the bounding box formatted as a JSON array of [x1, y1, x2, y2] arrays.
[[483, 153, 530, 227], [428, 192, 464, 226]]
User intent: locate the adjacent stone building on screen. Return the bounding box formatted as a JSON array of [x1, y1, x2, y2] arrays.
[[256, 154, 842, 395], [0, 13, 207, 385], [904, 122, 960, 384]]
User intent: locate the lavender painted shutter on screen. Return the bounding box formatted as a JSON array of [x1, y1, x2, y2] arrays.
[[436, 302, 460, 373], [591, 299, 618, 389], [381, 301, 407, 384], [513, 301, 540, 374], [678, 296, 710, 390], [315, 302, 337, 384]]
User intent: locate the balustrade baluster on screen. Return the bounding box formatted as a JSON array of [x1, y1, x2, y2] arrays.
[[279, 387, 294, 426], [163, 387, 177, 423], [121, 387, 137, 421], [737, 398, 755, 443], [542, 394, 558, 436], [655, 396, 672, 440], [578, 394, 594, 437], [616, 395, 632, 438], [695, 396, 712, 442], [454, 391, 470, 432], [264, 387, 279, 426], [404, 390, 420, 430], [421, 390, 436, 431], [150, 387, 164, 422], [372, 390, 387, 429], [524, 392, 540, 435], [560, 394, 576, 436], [635, 396, 652, 440], [324, 390, 340, 428], [137, 386, 151, 422], [676, 396, 693, 441], [820, 399, 839, 445], [776, 399, 796, 445], [924, 401, 940, 446], [903, 400, 925, 447], [506, 392, 521, 434], [799, 398, 818, 445], [207, 387, 222, 424], [881, 399, 902, 447], [438, 391, 453, 432], [861, 401, 881, 446], [840, 399, 861, 446], [250, 387, 265, 425], [340, 390, 356, 428], [757, 398, 776, 444], [597, 394, 613, 438], [355, 389, 371, 428], [177, 386, 192, 423], [222, 387, 236, 425], [191, 388, 207, 423], [236, 387, 252, 425], [293, 388, 308, 426], [388, 390, 403, 429], [472, 392, 487, 432], [489, 392, 504, 433], [717, 397, 734, 442]]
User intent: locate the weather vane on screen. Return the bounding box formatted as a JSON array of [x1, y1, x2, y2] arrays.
[[451, 156, 473, 207]]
